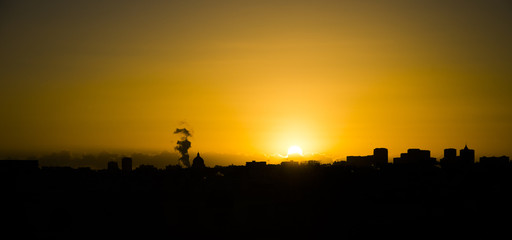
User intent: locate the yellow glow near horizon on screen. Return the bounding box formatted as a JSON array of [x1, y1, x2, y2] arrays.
[[287, 146, 303, 156]]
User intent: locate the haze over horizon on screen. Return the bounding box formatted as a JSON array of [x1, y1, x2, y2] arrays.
[[1, 1, 511, 165]]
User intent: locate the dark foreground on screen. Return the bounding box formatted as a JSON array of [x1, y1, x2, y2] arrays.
[[2, 164, 512, 238]]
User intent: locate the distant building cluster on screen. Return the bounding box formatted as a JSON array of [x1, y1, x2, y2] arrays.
[[480, 156, 510, 168], [246, 161, 267, 168], [341, 145, 509, 169], [0, 160, 38, 173], [105, 153, 205, 173], [393, 149, 436, 166], [346, 148, 388, 167], [440, 145, 475, 168]]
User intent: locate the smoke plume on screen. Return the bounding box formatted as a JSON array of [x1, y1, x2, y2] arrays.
[[173, 128, 191, 167]]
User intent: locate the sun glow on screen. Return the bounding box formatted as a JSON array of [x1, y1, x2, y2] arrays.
[[287, 145, 303, 156]]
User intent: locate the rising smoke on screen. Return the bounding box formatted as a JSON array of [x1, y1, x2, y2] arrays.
[[174, 128, 191, 167]]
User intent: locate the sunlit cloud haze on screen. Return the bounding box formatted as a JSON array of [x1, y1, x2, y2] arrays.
[[1, 1, 511, 166]]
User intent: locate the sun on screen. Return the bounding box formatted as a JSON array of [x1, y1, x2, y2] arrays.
[[287, 145, 303, 156]]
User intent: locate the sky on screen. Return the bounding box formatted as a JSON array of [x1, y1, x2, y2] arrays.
[[1, 0, 511, 165]]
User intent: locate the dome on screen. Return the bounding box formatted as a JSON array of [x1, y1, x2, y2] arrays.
[[192, 153, 205, 168]]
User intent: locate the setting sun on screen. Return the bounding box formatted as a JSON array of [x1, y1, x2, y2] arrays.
[[287, 146, 303, 156]]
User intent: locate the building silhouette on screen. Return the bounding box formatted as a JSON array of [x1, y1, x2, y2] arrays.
[[440, 148, 457, 167], [460, 145, 475, 165], [393, 149, 436, 166], [0, 160, 39, 174], [191, 152, 205, 168], [373, 148, 388, 166], [480, 156, 509, 168], [347, 155, 373, 167], [134, 164, 158, 175], [302, 160, 321, 166], [107, 161, 119, 172], [281, 160, 299, 167], [347, 148, 388, 167], [246, 161, 267, 168], [439, 146, 476, 169], [122, 157, 132, 174], [444, 148, 457, 160]]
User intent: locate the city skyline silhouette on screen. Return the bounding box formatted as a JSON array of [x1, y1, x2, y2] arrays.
[[2, 146, 512, 237], [2, 143, 509, 169]]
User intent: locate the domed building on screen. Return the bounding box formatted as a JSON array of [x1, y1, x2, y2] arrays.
[[192, 152, 205, 168]]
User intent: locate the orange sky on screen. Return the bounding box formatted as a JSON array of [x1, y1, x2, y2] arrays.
[[1, 1, 511, 164]]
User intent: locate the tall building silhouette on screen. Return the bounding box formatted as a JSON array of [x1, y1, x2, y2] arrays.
[[460, 145, 475, 165], [373, 148, 388, 166], [440, 148, 457, 167], [122, 157, 132, 174]]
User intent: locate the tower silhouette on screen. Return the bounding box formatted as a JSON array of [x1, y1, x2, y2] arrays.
[[460, 145, 475, 165]]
